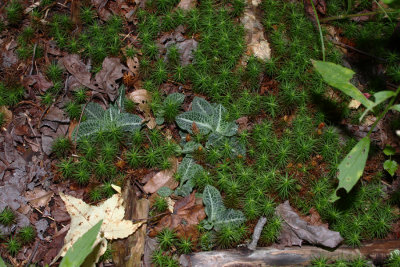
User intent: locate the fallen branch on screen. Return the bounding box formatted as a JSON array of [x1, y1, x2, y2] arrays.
[[180, 240, 400, 267]]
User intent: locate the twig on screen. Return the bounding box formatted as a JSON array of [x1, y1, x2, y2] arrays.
[[321, 10, 396, 23], [29, 42, 38, 76], [132, 211, 170, 222], [329, 39, 387, 62], [25, 241, 39, 267], [133, 179, 145, 193], [248, 217, 267, 250]]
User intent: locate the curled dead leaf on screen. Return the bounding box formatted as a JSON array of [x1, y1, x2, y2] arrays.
[[143, 158, 179, 193]]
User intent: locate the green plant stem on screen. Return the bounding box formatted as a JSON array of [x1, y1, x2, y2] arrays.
[[347, 0, 353, 14], [373, 0, 392, 23], [310, 0, 325, 61], [321, 10, 396, 22], [367, 86, 400, 138]]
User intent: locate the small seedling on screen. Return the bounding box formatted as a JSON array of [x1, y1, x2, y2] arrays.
[[6, 237, 21, 256], [6, 0, 23, 26], [51, 137, 72, 158], [18, 226, 36, 244], [177, 237, 193, 254], [0, 207, 16, 226], [157, 228, 177, 250]]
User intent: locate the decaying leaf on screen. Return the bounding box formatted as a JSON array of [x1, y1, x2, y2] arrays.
[[61, 54, 96, 90], [128, 89, 156, 129], [143, 157, 179, 193], [0, 106, 12, 128], [25, 188, 54, 209], [177, 0, 197, 10], [276, 201, 343, 248], [153, 192, 206, 238], [241, 3, 271, 61], [94, 57, 128, 102], [52, 187, 144, 265]]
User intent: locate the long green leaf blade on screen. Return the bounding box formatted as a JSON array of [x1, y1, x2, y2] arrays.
[[312, 60, 374, 109], [60, 220, 103, 267], [331, 137, 370, 202]]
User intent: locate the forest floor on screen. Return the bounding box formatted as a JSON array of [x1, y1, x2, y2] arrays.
[[0, 0, 400, 266]]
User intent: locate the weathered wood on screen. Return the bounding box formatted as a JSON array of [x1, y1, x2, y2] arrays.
[[111, 182, 149, 267], [180, 240, 400, 267]]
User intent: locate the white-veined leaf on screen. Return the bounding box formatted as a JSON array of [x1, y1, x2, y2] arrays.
[[175, 111, 213, 134], [214, 209, 246, 230], [104, 105, 120, 122], [212, 104, 237, 136], [75, 120, 103, 140], [165, 93, 185, 105], [177, 156, 203, 184], [203, 185, 226, 222], [116, 85, 125, 113], [116, 113, 142, 133], [191, 97, 213, 115], [84, 102, 105, 121]]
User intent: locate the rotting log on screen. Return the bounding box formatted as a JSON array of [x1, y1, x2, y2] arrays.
[[111, 182, 149, 267], [180, 240, 400, 267]]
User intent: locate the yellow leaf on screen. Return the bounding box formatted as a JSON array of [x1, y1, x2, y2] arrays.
[[53, 190, 144, 265]]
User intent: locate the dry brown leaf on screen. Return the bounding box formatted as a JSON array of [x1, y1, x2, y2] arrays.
[[94, 57, 128, 101], [143, 158, 179, 193], [241, 8, 271, 61], [177, 0, 197, 10], [25, 188, 54, 209], [127, 57, 140, 77], [349, 99, 362, 109], [153, 192, 206, 238], [52, 186, 144, 265], [61, 54, 96, 90], [128, 89, 156, 129], [0, 106, 12, 129]]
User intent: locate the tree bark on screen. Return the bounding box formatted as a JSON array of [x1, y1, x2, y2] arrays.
[[180, 240, 400, 267]]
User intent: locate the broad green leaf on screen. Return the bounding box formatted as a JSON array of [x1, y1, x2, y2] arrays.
[[116, 113, 142, 132], [213, 209, 245, 230], [205, 133, 225, 148], [383, 145, 396, 156], [312, 60, 374, 109], [165, 93, 185, 105], [391, 104, 400, 112], [359, 91, 396, 121], [212, 104, 238, 136], [203, 185, 226, 222], [74, 120, 103, 140], [182, 141, 203, 154], [0, 256, 6, 267], [104, 105, 120, 122], [175, 179, 196, 196], [116, 85, 125, 112], [157, 187, 173, 197], [384, 159, 398, 176], [175, 111, 213, 134], [330, 137, 370, 202], [60, 220, 103, 267], [177, 156, 203, 184], [192, 97, 213, 116], [84, 102, 105, 121]]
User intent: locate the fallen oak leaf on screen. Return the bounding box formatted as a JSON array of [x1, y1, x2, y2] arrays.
[[52, 187, 144, 265], [152, 191, 206, 238]]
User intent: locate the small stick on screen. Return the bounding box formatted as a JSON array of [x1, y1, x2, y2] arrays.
[[248, 217, 267, 250], [329, 39, 387, 62], [25, 241, 39, 267], [29, 43, 38, 76]]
